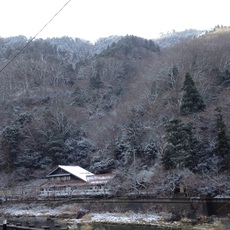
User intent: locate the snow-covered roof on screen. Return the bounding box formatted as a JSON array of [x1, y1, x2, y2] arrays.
[[17, 179, 48, 187], [59, 165, 94, 181], [47, 165, 94, 182], [87, 174, 116, 184]]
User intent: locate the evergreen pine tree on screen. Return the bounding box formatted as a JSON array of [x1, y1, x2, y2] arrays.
[[180, 73, 206, 116], [215, 107, 230, 170], [125, 109, 145, 164], [172, 65, 179, 78], [115, 109, 145, 167], [162, 118, 200, 170]]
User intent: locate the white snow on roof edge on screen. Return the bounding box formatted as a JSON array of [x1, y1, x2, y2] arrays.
[[58, 165, 94, 181]]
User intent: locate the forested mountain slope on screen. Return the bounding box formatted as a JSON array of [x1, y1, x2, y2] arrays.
[[155, 29, 205, 47], [0, 27, 229, 197]]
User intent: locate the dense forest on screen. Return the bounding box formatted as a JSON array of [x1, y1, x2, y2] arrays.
[[0, 27, 230, 197]]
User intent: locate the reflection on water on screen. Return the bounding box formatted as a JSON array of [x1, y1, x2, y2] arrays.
[[70, 221, 230, 230], [1, 217, 229, 230], [92, 223, 172, 230], [0, 217, 172, 230], [223, 221, 230, 229], [0, 217, 67, 230]]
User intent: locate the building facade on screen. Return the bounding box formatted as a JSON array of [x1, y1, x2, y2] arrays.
[[40, 165, 116, 197]]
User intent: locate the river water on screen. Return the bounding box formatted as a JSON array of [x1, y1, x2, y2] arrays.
[[1, 217, 229, 230], [0, 217, 172, 230], [91, 223, 171, 230]]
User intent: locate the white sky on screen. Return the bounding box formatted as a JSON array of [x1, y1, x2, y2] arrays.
[[0, 0, 229, 42]]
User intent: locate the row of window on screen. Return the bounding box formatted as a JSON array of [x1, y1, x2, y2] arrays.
[[50, 176, 71, 181], [41, 185, 103, 192]]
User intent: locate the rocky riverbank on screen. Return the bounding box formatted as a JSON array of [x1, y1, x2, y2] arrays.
[[0, 202, 227, 229]]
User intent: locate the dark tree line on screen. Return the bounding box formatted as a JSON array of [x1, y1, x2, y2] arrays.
[[180, 73, 206, 116], [161, 72, 229, 174], [0, 31, 230, 197]]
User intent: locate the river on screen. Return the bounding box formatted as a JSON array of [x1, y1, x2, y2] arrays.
[[1, 216, 229, 230], [0, 217, 174, 230]]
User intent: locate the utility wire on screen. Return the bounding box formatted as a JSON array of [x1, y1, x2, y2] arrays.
[[0, 0, 72, 75]]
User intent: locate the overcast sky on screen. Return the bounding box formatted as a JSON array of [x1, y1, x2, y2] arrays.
[[0, 0, 229, 42]]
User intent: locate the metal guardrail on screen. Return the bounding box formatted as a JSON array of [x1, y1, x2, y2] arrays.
[[2, 196, 230, 203]]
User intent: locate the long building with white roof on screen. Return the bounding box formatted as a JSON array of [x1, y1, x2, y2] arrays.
[[40, 165, 116, 197]]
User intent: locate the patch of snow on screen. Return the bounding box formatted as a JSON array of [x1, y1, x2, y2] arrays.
[[67, 211, 167, 226], [0, 203, 76, 217], [90, 212, 160, 224], [0, 203, 166, 226], [214, 194, 230, 198]]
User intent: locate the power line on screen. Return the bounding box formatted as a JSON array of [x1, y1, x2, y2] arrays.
[[0, 0, 72, 75]]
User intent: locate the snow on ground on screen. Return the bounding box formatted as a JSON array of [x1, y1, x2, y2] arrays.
[[66, 212, 184, 229], [81, 212, 161, 224], [0, 203, 170, 226], [0, 203, 226, 229], [0, 203, 78, 217]]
